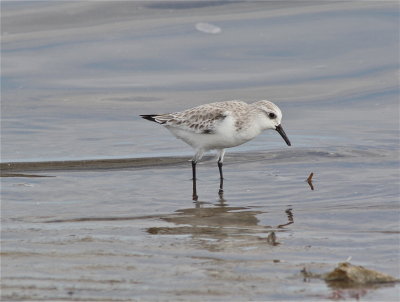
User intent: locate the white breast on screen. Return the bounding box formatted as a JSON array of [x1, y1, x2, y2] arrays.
[[166, 114, 263, 151]]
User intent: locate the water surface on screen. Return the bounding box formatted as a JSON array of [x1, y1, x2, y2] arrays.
[[1, 1, 399, 301]]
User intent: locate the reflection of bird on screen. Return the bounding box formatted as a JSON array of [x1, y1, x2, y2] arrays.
[[141, 100, 291, 197], [146, 204, 295, 249]]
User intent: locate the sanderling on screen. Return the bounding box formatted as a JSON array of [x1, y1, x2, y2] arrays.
[[141, 100, 291, 199]]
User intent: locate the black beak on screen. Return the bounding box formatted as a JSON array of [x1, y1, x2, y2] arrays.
[[275, 124, 291, 146]]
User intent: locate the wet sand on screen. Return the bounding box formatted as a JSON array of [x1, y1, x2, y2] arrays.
[[0, 147, 382, 173], [2, 147, 399, 301], [0, 156, 188, 173]]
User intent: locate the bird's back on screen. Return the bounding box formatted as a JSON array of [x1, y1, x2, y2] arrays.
[[154, 100, 250, 133]]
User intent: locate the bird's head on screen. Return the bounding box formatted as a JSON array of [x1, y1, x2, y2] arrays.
[[253, 100, 291, 146]]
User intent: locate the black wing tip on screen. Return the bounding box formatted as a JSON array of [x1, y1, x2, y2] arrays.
[[140, 114, 166, 124], [140, 114, 158, 122]]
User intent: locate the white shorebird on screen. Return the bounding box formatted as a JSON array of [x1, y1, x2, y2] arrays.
[[141, 100, 291, 199]]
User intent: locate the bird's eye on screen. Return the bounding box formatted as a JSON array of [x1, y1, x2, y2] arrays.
[[268, 112, 277, 119]]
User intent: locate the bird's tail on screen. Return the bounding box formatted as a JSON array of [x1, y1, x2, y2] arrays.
[[140, 115, 158, 122], [140, 114, 167, 124]]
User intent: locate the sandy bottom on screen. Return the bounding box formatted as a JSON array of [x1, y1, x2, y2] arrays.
[[2, 148, 399, 301]]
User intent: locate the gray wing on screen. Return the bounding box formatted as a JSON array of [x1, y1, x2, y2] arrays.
[[156, 105, 228, 134], [148, 101, 249, 134]]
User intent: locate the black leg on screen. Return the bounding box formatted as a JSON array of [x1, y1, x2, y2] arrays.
[[218, 161, 224, 195], [192, 160, 198, 201]]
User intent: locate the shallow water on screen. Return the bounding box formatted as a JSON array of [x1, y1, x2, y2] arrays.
[[1, 1, 399, 301], [2, 148, 399, 301]]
